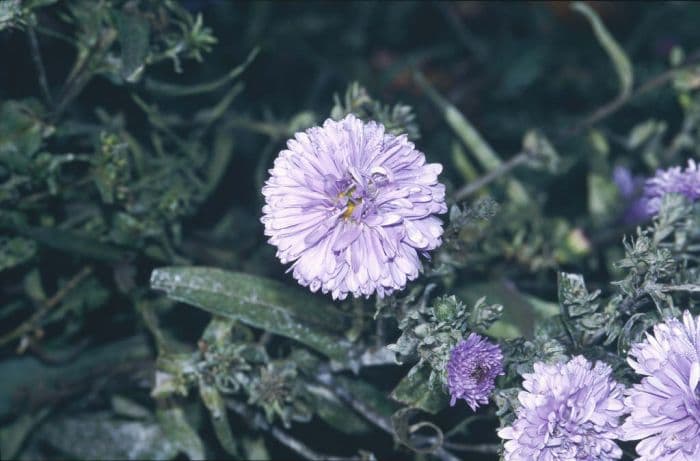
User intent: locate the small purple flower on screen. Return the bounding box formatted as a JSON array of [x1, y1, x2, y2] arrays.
[[644, 159, 700, 215], [498, 356, 626, 461], [446, 333, 503, 410], [621, 310, 700, 460], [261, 115, 447, 300], [613, 165, 639, 198], [612, 166, 652, 225]]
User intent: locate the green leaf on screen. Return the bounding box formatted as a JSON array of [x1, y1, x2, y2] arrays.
[[451, 141, 480, 183], [193, 82, 244, 127], [307, 384, 371, 435], [156, 404, 205, 461], [498, 46, 546, 97], [522, 129, 560, 173], [588, 173, 618, 221], [390, 362, 448, 415], [150, 267, 352, 362], [23, 268, 45, 302], [202, 127, 234, 200], [416, 71, 500, 172], [57, 274, 110, 317], [111, 395, 151, 420], [335, 375, 400, 420], [0, 100, 47, 164], [0, 217, 131, 262], [241, 437, 270, 460], [25, 0, 59, 8], [0, 336, 151, 418], [115, 10, 150, 82], [458, 281, 538, 339], [558, 272, 600, 317], [572, 2, 633, 98], [199, 381, 237, 455], [0, 1, 22, 31], [628, 119, 663, 149], [40, 412, 178, 460], [0, 408, 50, 460]]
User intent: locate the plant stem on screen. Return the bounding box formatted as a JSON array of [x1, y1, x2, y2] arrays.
[[454, 151, 528, 201], [434, 3, 487, 60], [53, 28, 117, 120], [27, 25, 53, 107]]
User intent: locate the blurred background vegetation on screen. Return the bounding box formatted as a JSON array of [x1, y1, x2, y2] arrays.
[[1, 1, 699, 460]]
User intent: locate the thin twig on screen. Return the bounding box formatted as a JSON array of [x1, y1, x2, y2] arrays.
[[566, 49, 700, 136], [27, 25, 53, 107], [0, 266, 93, 347], [454, 151, 528, 201], [442, 441, 501, 454]]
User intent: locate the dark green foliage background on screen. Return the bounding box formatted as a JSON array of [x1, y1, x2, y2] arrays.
[[1, 1, 699, 460]]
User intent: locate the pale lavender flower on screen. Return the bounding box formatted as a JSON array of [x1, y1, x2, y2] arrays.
[[498, 356, 626, 461], [261, 115, 446, 300], [446, 333, 503, 410], [644, 159, 700, 215], [621, 310, 700, 460]]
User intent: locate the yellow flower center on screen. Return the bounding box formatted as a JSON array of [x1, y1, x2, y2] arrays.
[[339, 187, 361, 220], [342, 200, 357, 219]]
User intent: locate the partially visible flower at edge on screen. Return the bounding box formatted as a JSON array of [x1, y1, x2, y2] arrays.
[[644, 159, 700, 215], [621, 310, 700, 460], [612, 165, 652, 225], [498, 356, 626, 461], [261, 114, 447, 300], [446, 332, 503, 410]]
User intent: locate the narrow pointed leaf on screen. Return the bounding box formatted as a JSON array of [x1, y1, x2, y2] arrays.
[[150, 267, 352, 362]]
